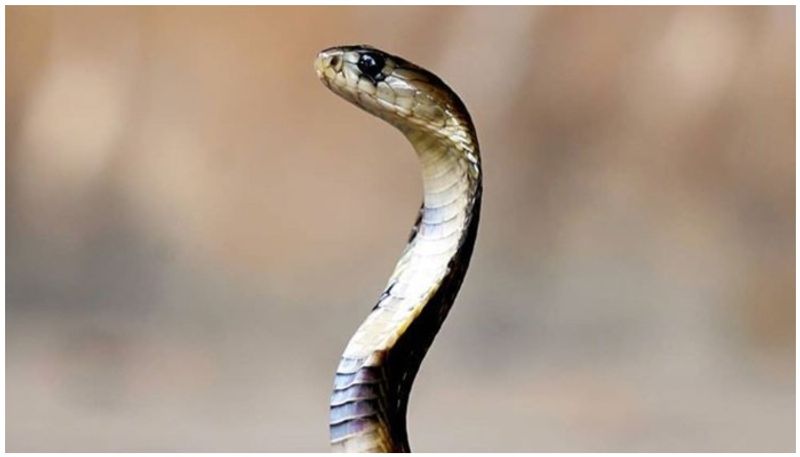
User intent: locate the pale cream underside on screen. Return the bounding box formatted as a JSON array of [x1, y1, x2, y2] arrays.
[[341, 140, 470, 365]]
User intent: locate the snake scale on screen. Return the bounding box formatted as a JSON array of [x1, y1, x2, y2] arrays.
[[315, 45, 482, 452]]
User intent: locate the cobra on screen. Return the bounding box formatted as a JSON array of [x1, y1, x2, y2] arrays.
[[315, 45, 482, 452]]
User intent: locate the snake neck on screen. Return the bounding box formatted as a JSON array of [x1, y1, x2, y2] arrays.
[[400, 127, 481, 311], [330, 121, 482, 452]]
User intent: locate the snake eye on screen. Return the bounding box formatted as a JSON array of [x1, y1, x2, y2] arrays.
[[357, 52, 386, 82]]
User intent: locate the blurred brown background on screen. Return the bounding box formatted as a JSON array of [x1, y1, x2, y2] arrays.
[[6, 6, 795, 452]]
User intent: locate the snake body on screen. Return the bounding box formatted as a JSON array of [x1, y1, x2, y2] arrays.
[[315, 45, 482, 452]]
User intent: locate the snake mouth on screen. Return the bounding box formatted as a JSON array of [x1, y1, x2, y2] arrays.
[[313, 54, 328, 79], [314, 49, 366, 111], [314, 50, 344, 81]]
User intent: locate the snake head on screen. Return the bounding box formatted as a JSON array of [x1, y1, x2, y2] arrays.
[[315, 45, 470, 136]]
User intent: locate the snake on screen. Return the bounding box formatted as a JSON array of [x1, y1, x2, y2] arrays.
[[314, 45, 482, 452]]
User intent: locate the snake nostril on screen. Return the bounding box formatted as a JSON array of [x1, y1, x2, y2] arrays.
[[329, 55, 340, 68]]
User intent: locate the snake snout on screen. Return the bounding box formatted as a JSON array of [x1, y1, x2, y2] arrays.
[[314, 50, 344, 81]]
